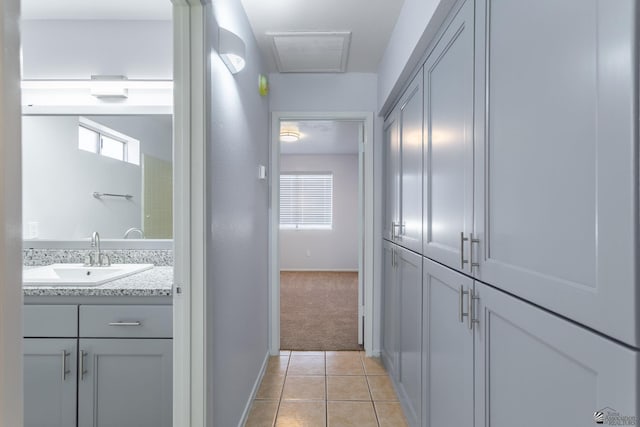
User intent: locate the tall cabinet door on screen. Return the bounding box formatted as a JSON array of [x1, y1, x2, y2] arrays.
[[398, 71, 424, 254], [383, 109, 401, 242], [474, 282, 639, 427], [422, 258, 473, 427], [422, 0, 475, 273], [381, 240, 399, 377], [474, 0, 640, 347], [78, 338, 172, 427], [396, 246, 423, 427], [24, 339, 77, 427]]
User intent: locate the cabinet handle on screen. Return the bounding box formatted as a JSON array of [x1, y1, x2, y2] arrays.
[[460, 232, 469, 269], [108, 321, 142, 327], [391, 222, 402, 240], [459, 285, 469, 323], [470, 233, 480, 271], [61, 350, 70, 381], [80, 350, 87, 381], [468, 289, 480, 330]]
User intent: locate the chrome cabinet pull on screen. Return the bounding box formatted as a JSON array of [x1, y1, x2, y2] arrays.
[[108, 321, 142, 327], [391, 222, 402, 240], [61, 350, 70, 381], [468, 289, 480, 330], [80, 350, 87, 381], [470, 233, 480, 271], [460, 232, 469, 269], [459, 285, 469, 323]]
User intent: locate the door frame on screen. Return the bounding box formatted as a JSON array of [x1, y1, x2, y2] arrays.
[[172, 0, 208, 426], [269, 111, 375, 356]]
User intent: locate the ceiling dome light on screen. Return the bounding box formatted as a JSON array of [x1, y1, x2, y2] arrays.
[[280, 131, 300, 143]]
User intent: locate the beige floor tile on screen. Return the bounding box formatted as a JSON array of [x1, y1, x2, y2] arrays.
[[326, 351, 361, 358], [374, 401, 409, 427], [256, 374, 285, 400], [275, 401, 326, 427], [326, 354, 364, 375], [288, 355, 326, 375], [282, 376, 326, 401], [266, 356, 289, 375], [362, 356, 387, 375], [327, 401, 378, 427], [290, 351, 325, 356], [245, 400, 279, 427], [280, 350, 291, 357], [327, 376, 371, 401], [367, 375, 398, 401]]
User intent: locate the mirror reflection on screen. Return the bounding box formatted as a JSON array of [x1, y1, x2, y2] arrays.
[[22, 114, 173, 240]]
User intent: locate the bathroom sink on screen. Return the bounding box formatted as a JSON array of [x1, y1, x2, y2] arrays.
[[23, 263, 154, 286]]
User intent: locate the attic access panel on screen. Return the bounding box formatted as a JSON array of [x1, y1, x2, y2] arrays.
[[268, 31, 351, 73]]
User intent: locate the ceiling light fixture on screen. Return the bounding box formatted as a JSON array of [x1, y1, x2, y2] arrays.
[[280, 131, 300, 143], [219, 27, 246, 74]]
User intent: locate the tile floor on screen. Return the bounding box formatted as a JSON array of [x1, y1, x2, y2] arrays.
[[244, 351, 409, 427]]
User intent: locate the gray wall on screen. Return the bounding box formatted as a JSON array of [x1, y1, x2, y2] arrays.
[[206, 2, 270, 426], [280, 154, 358, 271], [21, 19, 172, 79]]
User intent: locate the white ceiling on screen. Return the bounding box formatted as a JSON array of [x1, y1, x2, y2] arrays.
[[20, 0, 172, 20], [240, 0, 405, 73], [280, 120, 360, 155]]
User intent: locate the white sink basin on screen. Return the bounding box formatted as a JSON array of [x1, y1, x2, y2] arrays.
[[23, 263, 154, 286]]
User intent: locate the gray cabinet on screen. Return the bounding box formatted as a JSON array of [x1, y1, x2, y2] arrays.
[[381, 241, 422, 427], [24, 339, 77, 427], [383, 70, 424, 255], [396, 247, 422, 427], [474, 281, 640, 427], [398, 71, 424, 254], [78, 339, 172, 427], [383, 110, 401, 242], [381, 240, 399, 375], [422, 0, 475, 273], [422, 258, 473, 427], [473, 0, 640, 347], [23, 303, 172, 427]]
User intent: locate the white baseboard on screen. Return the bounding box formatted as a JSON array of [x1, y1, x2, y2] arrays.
[[237, 351, 270, 427]]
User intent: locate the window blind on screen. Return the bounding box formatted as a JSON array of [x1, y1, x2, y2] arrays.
[[280, 173, 333, 229]]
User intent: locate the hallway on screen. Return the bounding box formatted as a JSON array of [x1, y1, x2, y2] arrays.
[[245, 351, 408, 426]]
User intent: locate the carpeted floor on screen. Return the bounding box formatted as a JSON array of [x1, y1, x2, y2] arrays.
[[280, 271, 361, 351]]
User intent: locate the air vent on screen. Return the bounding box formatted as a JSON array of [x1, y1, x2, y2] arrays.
[[267, 31, 351, 73]]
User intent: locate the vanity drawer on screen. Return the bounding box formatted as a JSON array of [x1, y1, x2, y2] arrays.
[[24, 305, 78, 337], [80, 305, 172, 338]]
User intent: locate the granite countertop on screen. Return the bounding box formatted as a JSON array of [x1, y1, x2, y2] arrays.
[[23, 266, 173, 297]]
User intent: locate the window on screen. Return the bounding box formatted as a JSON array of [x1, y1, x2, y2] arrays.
[[78, 117, 140, 165], [280, 173, 333, 229]]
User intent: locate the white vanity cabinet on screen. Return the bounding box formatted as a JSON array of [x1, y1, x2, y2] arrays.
[[471, 0, 640, 348], [23, 303, 172, 427]]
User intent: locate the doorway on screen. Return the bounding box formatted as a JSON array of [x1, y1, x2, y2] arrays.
[[269, 112, 375, 356]]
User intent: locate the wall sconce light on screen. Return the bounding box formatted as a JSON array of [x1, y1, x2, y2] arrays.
[[280, 131, 300, 143], [219, 27, 246, 74], [89, 75, 129, 99]]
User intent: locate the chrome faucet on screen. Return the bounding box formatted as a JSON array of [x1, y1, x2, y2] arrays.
[[87, 231, 110, 267], [123, 227, 145, 239]]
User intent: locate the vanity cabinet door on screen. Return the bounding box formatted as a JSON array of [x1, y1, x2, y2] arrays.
[[422, 0, 474, 273], [24, 339, 77, 427], [78, 338, 172, 427]]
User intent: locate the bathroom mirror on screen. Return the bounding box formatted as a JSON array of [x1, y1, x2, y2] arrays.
[[22, 114, 173, 241]]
